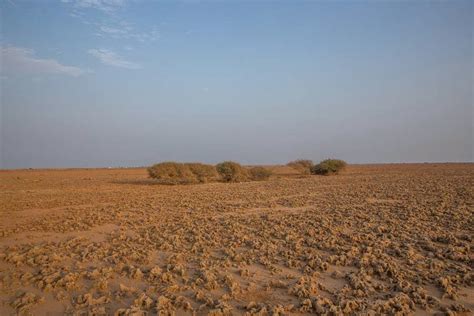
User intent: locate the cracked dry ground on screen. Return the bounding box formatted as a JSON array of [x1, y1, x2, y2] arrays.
[[0, 164, 473, 316]]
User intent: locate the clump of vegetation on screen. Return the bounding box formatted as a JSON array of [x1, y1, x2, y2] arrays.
[[187, 163, 219, 183], [287, 159, 314, 175], [148, 162, 220, 184], [249, 166, 272, 181], [216, 161, 249, 182], [148, 161, 274, 185], [311, 159, 347, 175], [147, 162, 197, 184]]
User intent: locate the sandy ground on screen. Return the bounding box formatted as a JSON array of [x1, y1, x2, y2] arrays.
[[0, 164, 473, 315]]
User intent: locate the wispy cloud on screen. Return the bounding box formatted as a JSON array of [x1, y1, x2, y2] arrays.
[[88, 48, 141, 69], [100, 25, 130, 35], [63, 1, 159, 43], [62, 0, 125, 13], [1, 45, 86, 77], [98, 22, 160, 42]]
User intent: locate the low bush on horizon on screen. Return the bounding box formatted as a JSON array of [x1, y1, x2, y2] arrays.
[[287, 159, 314, 174], [148, 161, 276, 184], [311, 159, 347, 175], [187, 163, 219, 183], [216, 161, 249, 183], [147, 162, 198, 184], [249, 166, 272, 181]]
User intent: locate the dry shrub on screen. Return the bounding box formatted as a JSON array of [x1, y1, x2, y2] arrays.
[[148, 162, 220, 184], [287, 159, 314, 175], [216, 161, 249, 183], [149, 161, 273, 184], [311, 159, 347, 175], [147, 162, 198, 184], [187, 163, 219, 183], [249, 167, 272, 181]]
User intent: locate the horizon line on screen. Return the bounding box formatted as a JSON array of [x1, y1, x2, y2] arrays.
[[1, 161, 473, 171]]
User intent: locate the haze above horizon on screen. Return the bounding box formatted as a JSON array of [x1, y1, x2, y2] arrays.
[[1, 0, 472, 169]]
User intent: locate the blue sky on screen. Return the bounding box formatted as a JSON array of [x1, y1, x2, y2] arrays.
[[1, 0, 472, 168]]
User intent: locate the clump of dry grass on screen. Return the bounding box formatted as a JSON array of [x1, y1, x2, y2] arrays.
[[249, 167, 272, 181], [148, 161, 273, 184], [187, 163, 219, 183], [216, 161, 249, 183], [147, 162, 198, 184], [287, 159, 314, 175], [148, 162, 221, 184], [311, 159, 347, 175]]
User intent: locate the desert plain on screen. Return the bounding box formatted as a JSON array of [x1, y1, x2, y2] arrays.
[[0, 163, 473, 315]]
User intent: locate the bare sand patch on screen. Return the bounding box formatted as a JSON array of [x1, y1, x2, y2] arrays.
[[0, 164, 473, 315]]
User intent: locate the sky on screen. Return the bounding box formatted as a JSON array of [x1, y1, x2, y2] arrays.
[[0, 0, 472, 169]]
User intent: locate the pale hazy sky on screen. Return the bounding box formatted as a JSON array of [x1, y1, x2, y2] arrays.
[[1, 0, 472, 168]]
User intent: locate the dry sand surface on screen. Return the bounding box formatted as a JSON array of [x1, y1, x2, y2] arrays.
[[0, 164, 473, 315]]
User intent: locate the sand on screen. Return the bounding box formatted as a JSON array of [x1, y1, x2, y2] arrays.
[[0, 164, 473, 315]]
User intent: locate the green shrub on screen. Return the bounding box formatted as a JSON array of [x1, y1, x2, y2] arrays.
[[147, 162, 197, 184], [287, 159, 314, 174], [249, 166, 272, 181], [187, 163, 219, 183], [311, 159, 347, 175], [149, 161, 276, 184], [216, 161, 249, 182]]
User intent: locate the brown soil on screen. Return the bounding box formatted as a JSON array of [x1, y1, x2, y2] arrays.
[[0, 164, 473, 315]]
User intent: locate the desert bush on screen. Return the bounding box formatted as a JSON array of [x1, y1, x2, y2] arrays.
[[287, 159, 314, 175], [249, 166, 272, 181], [187, 163, 219, 183], [216, 161, 249, 182], [311, 159, 347, 175], [147, 162, 198, 184]]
